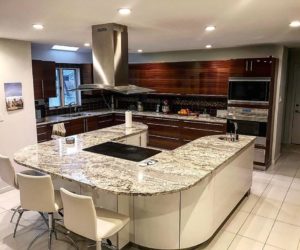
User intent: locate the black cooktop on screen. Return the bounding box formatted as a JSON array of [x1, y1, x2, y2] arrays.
[[83, 142, 161, 162]]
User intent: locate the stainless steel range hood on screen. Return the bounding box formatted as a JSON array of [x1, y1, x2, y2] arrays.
[[77, 23, 154, 95]]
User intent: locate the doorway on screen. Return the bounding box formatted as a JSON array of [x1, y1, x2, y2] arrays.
[[291, 64, 300, 144]]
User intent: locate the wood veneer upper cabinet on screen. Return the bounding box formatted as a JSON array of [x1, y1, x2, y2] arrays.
[[32, 60, 56, 99], [229, 58, 275, 77], [129, 61, 229, 95], [80, 64, 93, 84]]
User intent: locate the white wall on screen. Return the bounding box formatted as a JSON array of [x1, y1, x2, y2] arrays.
[[0, 39, 37, 192], [283, 49, 300, 144], [129, 44, 283, 63], [271, 46, 289, 162], [31, 43, 92, 64]]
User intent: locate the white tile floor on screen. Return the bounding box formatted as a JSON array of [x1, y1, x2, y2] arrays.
[[1, 145, 300, 250]]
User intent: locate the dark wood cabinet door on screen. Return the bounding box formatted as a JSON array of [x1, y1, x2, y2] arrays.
[[32, 60, 44, 99], [129, 61, 229, 95], [148, 135, 182, 150], [98, 114, 114, 129], [80, 64, 93, 84], [114, 114, 125, 125], [86, 116, 99, 132], [250, 58, 274, 77], [42, 61, 56, 98], [32, 60, 56, 99], [229, 59, 248, 77], [181, 120, 226, 142], [229, 58, 274, 77], [36, 124, 52, 143], [65, 119, 85, 136]]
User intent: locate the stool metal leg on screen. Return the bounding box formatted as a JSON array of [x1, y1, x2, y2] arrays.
[[10, 205, 21, 222], [27, 230, 48, 250], [96, 241, 102, 250], [13, 209, 24, 238], [39, 212, 49, 228], [48, 213, 53, 250]]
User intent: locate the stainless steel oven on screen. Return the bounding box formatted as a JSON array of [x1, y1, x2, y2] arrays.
[[227, 119, 267, 137], [228, 77, 271, 105]]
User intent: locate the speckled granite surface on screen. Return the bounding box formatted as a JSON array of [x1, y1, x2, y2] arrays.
[[37, 109, 226, 125], [15, 123, 255, 196]]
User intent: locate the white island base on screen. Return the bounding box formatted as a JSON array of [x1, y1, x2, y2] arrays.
[[53, 143, 254, 249]]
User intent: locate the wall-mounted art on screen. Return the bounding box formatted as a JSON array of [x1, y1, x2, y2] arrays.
[[4, 82, 24, 111]]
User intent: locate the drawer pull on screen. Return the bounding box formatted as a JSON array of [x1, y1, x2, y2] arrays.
[[149, 134, 180, 141], [37, 125, 47, 129], [147, 122, 179, 128], [183, 120, 224, 126], [183, 127, 224, 133]]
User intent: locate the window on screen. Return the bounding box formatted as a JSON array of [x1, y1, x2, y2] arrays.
[[49, 68, 81, 108]]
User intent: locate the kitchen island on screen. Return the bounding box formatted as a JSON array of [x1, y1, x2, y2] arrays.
[[15, 123, 255, 249]]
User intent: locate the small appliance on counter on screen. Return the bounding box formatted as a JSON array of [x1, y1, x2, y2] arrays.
[[137, 101, 144, 112], [216, 109, 228, 119], [156, 104, 160, 113], [162, 99, 170, 114], [35, 100, 46, 123]]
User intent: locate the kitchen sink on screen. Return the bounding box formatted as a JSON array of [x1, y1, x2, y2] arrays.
[[60, 112, 94, 118], [60, 113, 84, 118], [218, 136, 232, 141]]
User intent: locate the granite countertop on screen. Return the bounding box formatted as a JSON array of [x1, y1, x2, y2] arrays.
[[14, 122, 255, 196], [37, 109, 227, 126]]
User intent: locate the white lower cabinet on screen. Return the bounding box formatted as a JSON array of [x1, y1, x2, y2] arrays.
[[254, 148, 265, 163], [116, 131, 148, 147]]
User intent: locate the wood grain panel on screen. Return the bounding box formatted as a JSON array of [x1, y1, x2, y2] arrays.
[[129, 61, 229, 95]]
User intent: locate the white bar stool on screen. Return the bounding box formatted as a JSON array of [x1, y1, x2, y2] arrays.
[[17, 173, 65, 250], [0, 154, 47, 237], [60, 188, 130, 250]]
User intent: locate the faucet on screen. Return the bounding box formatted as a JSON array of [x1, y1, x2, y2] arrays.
[[229, 121, 239, 141], [233, 122, 238, 141], [68, 102, 76, 115]]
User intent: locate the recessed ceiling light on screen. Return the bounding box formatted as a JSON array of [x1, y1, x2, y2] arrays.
[[52, 45, 79, 51], [206, 44, 212, 49], [137, 49, 143, 53], [84, 43, 90, 47], [118, 8, 131, 15], [205, 26, 216, 31], [32, 24, 44, 30], [289, 20, 300, 28]]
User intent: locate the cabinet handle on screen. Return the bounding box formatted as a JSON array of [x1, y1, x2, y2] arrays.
[[183, 127, 224, 133], [37, 132, 48, 136], [41, 80, 45, 99], [183, 120, 224, 126], [147, 122, 179, 128], [245, 61, 249, 71], [149, 134, 179, 141], [37, 125, 47, 129], [250, 61, 253, 71], [149, 117, 177, 122]]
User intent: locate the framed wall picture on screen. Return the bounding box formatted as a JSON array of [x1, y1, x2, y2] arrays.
[[4, 82, 24, 111]]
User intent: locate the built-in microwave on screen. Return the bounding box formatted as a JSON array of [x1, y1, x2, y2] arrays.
[[228, 77, 271, 105]]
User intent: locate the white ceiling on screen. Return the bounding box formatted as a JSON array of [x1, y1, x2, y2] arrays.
[[0, 0, 300, 53]]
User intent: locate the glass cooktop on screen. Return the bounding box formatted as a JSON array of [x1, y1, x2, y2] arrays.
[[83, 142, 161, 162]]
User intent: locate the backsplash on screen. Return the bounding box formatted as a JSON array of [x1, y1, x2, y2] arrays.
[[43, 92, 227, 117], [115, 94, 227, 116], [44, 92, 113, 116]]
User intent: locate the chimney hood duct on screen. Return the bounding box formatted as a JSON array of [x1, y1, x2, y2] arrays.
[[77, 23, 154, 95]]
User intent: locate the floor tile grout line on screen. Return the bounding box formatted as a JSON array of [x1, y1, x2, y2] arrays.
[[231, 157, 297, 248], [263, 161, 299, 247], [227, 171, 275, 249]]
